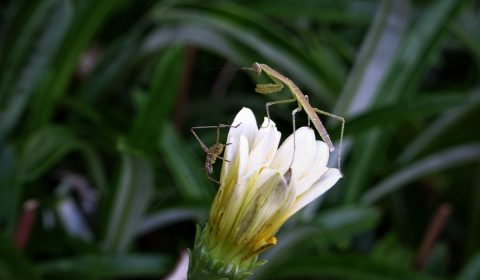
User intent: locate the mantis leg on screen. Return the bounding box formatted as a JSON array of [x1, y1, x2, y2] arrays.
[[312, 108, 345, 173], [264, 98, 300, 169], [264, 98, 297, 126]]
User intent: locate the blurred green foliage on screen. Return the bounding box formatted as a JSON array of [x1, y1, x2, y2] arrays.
[[0, 0, 479, 279]]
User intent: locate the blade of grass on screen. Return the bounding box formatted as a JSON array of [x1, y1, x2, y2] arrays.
[[0, 0, 71, 142], [399, 89, 480, 163], [128, 45, 184, 153], [0, 146, 20, 236], [102, 152, 154, 254], [457, 251, 480, 280], [362, 143, 480, 204], [335, 0, 409, 117], [138, 207, 207, 235], [158, 124, 213, 202], [38, 254, 171, 277], [343, 0, 469, 204]]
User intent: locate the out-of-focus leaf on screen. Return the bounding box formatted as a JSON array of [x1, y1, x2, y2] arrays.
[[399, 89, 480, 163], [20, 126, 80, 182], [38, 254, 171, 277], [362, 144, 480, 204], [26, 0, 121, 128], [371, 233, 414, 269], [128, 45, 184, 153], [158, 124, 213, 202], [0, 0, 72, 142], [335, 94, 465, 137], [267, 253, 440, 280], [248, 0, 376, 23], [336, 0, 409, 117], [0, 146, 20, 236], [102, 152, 154, 254], [79, 26, 144, 101], [343, 0, 469, 204], [457, 251, 480, 280], [0, 237, 39, 279], [138, 207, 207, 235]]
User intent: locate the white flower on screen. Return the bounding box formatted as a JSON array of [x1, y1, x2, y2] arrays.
[[206, 107, 342, 263]]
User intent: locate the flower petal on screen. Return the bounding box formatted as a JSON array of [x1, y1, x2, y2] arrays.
[[247, 118, 281, 174], [289, 168, 342, 216], [270, 127, 316, 179], [222, 107, 257, 180], [239, 169, 288, 241], [296, 141, 330, 195], [229, 107, 258, 146]]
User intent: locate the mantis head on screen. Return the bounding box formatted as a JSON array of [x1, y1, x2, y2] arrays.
[[242, 62, 262, 75]]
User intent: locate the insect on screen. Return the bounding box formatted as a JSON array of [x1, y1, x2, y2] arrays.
[[191, 124, 239, 183], [244, 62, 345, 171]]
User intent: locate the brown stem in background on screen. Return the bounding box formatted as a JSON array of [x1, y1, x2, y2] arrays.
[[14, 199, 39, 250], [414, 203, 452, 270], [174, 46, 196, 130]]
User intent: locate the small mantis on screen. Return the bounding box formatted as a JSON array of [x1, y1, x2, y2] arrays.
[[191, 124, 239, 183], [244, 62, 345, 171]]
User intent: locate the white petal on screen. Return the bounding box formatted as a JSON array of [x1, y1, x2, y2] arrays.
[[220, 135, 249, 186], [296, 141, 330, 195], [247, 123, 281, 174], [239, 169, 288, 239], [289, 168, 342, 216], [228, 107, 258, 146], [270, 127, 316, 178]]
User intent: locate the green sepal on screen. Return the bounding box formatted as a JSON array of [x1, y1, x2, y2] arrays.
[[187, 225, 265, 280]]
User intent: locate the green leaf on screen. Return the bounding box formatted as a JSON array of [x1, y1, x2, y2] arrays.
[[128, 45, 184, 153], [268, 253, 440, 280], [336, 94, 466, 137], [20, 126, 80, 182], [0, 0, 72, 142], [138, 207, 207, 235], [38, 254, 172, 277], [158, 124, 213, 202], [102, 152, 154, 254], [399, 90, 480, 163], [0, 146, 20, 236], [362, 143, 480, 204], [457, 251, 480, 280], [343, 0, 470, 204], [0, 237, 39, 280], [335, 0, 409, 116], [26, 0, 121, 129]]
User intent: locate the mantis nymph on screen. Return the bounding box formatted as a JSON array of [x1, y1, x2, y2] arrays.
[[191, 124, 239, 183], [244, 62, 345, 171]]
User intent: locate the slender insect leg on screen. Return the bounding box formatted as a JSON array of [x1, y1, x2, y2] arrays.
[[191, 124, 239, 148], [264, 98, 296, 127], [305, 95, 311, 127], [290, 106, 302, 169], [312, 108, 345, 173], [207, 175, 220, 184]]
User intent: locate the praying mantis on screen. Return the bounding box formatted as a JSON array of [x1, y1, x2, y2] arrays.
[[191, 124, 239, 183], [244, 62, 345, 171]]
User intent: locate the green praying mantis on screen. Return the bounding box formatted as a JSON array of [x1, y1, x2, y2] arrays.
[[244, 62, 345, 172], [192, 62, 345, 183]]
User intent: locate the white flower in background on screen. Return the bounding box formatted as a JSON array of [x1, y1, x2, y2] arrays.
[[189, 107, 342, 279]]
